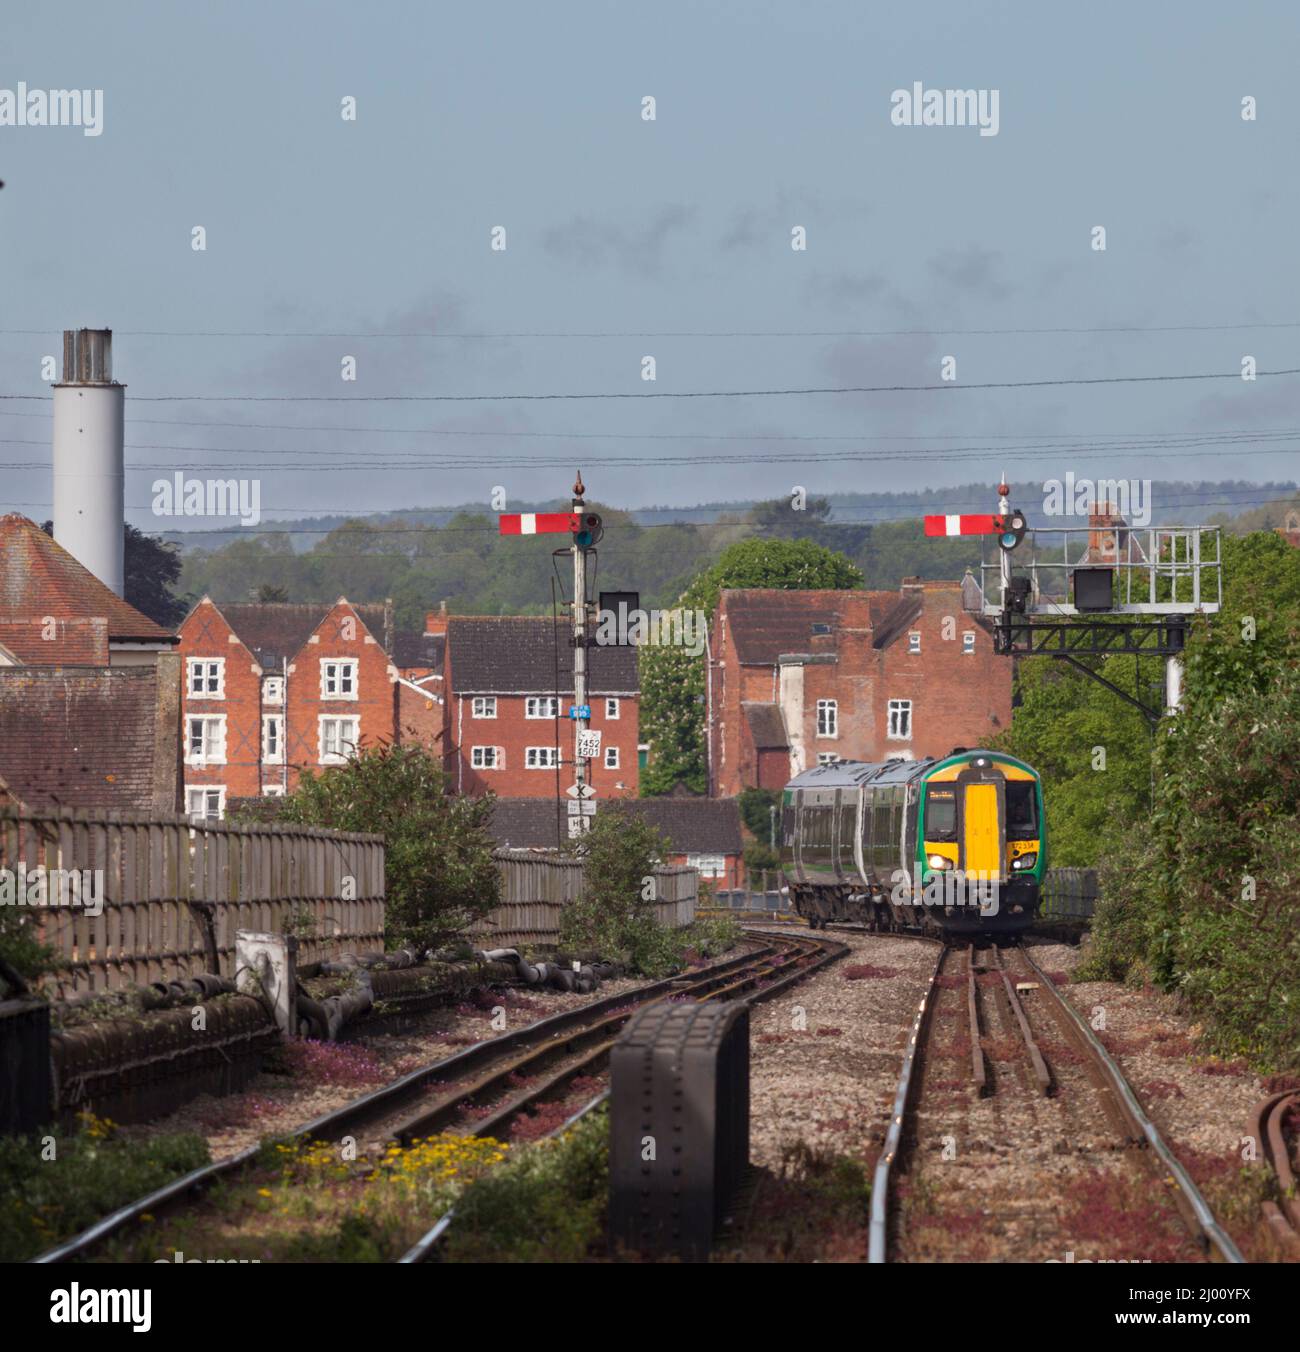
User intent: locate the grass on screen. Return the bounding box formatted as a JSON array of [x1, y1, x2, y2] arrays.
[[102, 1131, 508, 1264], [442, 1107, 610, 1263], [0, 1112, 210, 1262]]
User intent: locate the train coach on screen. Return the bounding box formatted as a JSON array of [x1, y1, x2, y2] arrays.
[[779, 748, 1045, 939]]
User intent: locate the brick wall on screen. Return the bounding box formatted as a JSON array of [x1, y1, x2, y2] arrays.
[[284, 601, 398, 788], [449, 691, 640, 797], [176, 599, 264, 808]]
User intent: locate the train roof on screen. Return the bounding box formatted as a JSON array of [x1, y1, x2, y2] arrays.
[[785, 748, 1035, 792]]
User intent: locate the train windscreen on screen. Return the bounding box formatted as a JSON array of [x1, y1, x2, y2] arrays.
[[925, 789, 957, 840], [1006, 781, 1038, 837]]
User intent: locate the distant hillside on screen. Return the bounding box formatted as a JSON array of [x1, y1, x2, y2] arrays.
[[171, 482, 1299, 632]]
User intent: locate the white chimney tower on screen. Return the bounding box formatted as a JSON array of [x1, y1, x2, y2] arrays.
[[53, 328, 125, 596]]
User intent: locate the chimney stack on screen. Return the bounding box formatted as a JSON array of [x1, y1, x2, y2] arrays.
[[52, 328, 125, 596]]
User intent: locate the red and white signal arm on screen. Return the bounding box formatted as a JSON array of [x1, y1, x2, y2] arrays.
[[498, 512, 581, 535], [923, 514, 997, 538]]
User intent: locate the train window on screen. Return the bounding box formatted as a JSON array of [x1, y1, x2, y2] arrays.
[[925, 790, 957, 841], [873, 798, 890, 866], [1006, 782, 1038, 836]]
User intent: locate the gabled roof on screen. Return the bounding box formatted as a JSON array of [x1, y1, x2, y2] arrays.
[[0, 666, 173, 810], [488, 796, 742, 855], [213, 600, 391, 668], [743, 702, 789, 749], [448, 617, 638, 694], [720, 588, 906, 664], [0, 515, 174, 644]]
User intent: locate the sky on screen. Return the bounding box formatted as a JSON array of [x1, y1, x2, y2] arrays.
[[1, 0, 1297, 535]]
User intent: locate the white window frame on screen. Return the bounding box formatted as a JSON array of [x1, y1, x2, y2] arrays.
[[187, 658, 225, 700], [604, 745, 619, 769], [471, 745, 502, 770], [887, 698, 913, 741], [186, 785, 225, 823], [908, 631, 921, 654], [262, 713, 284, 764], [605, 698, 620, 720], [262, 675, 284, 705], [816, 698, 838, 739], [525, 746, 558, 769], [261, 783, 285, 797], [686, 853, 727, 879], [319, 715, 360, 765], [320, 659, 358, 700], [472, 696, 497, 719], [186, 714, 227, 766], [817, 752, 840, 766], [962, 631, 976, 654], [525, 696, 560, 720]]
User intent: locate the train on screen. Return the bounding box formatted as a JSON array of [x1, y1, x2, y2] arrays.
[[778, 748, 1045, 939]]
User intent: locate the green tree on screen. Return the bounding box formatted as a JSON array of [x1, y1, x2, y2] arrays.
[[257, 743, 500, 952], [559, 801, 675, 974], [1027, 531, 1300, 1069], [640, 538, 864, 795]]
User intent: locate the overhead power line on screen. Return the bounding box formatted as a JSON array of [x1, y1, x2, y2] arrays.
[[2, 319, 1298, 339], [2, 366, 1298, 404]]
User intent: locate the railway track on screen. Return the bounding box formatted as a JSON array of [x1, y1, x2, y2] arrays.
[[1248, 1089, 1300, 1257], [869, 937, 1244, 1265], [34, 928, 846, 1265]]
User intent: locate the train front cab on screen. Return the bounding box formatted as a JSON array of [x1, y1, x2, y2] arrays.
[[918, 753, 1043, 936]]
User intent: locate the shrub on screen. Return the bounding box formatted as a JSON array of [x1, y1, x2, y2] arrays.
[[442, 1107, 609, 1262], [248, 743, 499, 953]]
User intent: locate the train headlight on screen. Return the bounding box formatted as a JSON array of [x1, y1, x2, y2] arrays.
[[927, 854, 952, 870], [1012, 853, 1037, 870]]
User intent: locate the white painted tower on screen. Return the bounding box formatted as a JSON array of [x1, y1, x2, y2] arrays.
[[53, 328, 125, 596]]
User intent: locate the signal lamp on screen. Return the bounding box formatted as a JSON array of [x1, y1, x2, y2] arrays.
[[996, 509, 1027, 551], [574, 512, 604, 550]]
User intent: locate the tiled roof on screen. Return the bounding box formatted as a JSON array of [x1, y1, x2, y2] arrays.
[[489, 796, 742, 854], [448, 617, 638, 694], [0, 514, 174, 643], [743, 702, 789, 749], [0, 617, 110, 665], [720, 589, 906, 664], [393, 631, 444, 672], [0, 667, 170, 810], [215, 601, 391, 668]]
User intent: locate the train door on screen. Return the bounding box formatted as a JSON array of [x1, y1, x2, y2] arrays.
[[958, 771, 1005, 882]]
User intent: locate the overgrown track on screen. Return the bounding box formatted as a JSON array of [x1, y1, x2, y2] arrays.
[[35, 929, 846, 1265], [868, 937, 1244, 1265]]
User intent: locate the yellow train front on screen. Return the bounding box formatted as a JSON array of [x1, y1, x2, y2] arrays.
[[779, 749, 1045, 939]]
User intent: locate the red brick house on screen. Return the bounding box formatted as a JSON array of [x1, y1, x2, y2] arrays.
[[488, 796, 743, 887], [444, 616, 639, 798], [175, 597, 442, 820], [707, 581, 1012, 796]]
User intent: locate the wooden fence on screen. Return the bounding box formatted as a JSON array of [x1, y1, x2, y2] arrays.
[[1041, 867, 1098, 922], [472, 849, 698, 948], [0, 808, 385, 996]]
